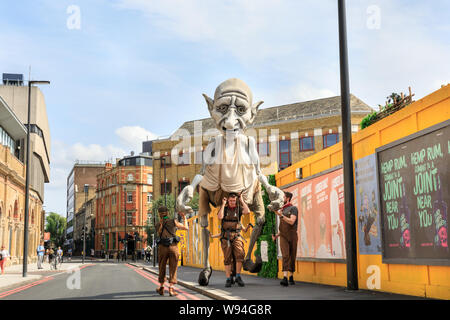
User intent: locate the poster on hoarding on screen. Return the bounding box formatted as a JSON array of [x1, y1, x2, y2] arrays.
[[376, 120, 449, 265], [355, 154, 382, 254], [280, 166, 346, 262]]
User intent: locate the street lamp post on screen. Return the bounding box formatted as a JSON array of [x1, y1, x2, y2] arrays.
[[123, 180, 128, 261], [152, 209, 156, 267], [82, 184, 89, 264], [338, 0, 358, 290], [23, 80, 50, 278]]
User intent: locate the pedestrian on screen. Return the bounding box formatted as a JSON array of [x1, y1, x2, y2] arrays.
[[37, 241, 45, 269], [57, 247, 63, 261], [217, 193, 250, 287], [68, 248, 72, 261], [48, 248, 55, 267], [155, 206, 188, 297], [45, 248, 49, 263], [271, 191, 298, 286], [0, 245, 10, 275], [90, 248, 95, 260]]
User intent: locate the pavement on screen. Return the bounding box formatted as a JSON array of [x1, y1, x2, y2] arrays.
[[129, 261, 430, 300], [0, 257, 94, 291]]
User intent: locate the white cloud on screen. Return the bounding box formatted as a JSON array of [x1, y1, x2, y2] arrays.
[[114, 0, 332, 65], [115, 126, 158, 153], [114, 0, 449, 108]]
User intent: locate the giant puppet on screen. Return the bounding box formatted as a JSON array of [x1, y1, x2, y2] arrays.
[[177, 78, 285, 286]]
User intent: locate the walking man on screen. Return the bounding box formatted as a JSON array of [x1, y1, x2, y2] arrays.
[[218, 193, 250, 287], [155, 206, 188, 297], [272, 191, 298, 286], [37, 241, 45, 269]]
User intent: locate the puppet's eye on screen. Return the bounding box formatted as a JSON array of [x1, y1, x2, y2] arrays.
[[216, 104, 228, 114], [237, 106, 247, 115]]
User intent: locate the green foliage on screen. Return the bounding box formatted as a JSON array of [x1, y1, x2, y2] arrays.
[[257, 174, 279, 278], [146, 192, 199, 243], [387, 92, 401, 104], [45, 212, 66, 247], [360, 111, 378, 129]]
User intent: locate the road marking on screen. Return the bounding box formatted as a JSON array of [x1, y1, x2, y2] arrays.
[[126, 264, 201, 300], [0, 276, 54, 299], [135, 269, 201, 301]]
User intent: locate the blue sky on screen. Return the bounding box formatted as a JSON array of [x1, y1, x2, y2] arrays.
[[0, 0, 448, 216]]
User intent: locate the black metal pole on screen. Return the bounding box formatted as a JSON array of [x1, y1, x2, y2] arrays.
[[124, 181, 127, 261], [163, 158, 167, 207], [83, 185, 88, 264], [22, 80, 49, 277], [22, 82, 32, 277], [338, 0, 358, 290], [153, 211, 156, 267]]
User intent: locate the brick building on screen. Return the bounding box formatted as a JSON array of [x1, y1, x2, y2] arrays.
[[66, 162, 106, 250], [73, 197, 95, 256], [95, 154, 153, 257], [147, 94, 373, 200]]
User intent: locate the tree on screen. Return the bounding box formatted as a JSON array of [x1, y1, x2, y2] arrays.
[[45, 212, 66, 247], [145, 192, 199, 244]]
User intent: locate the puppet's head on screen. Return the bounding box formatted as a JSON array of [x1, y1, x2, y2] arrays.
[[203, 78, 263, 134]]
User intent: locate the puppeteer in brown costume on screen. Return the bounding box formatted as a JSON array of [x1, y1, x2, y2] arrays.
[[218, 193, 250, 287], [155, 206, 188, 297], [272, 191, 298, 286]]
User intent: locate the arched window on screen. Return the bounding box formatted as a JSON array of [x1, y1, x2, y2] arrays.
[[13, 200, 18, 218]]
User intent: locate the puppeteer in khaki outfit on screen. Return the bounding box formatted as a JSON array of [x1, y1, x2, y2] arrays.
[[279, 204, 298, 273], [155, 207, 188, 297], [220, 205, 245, 266], [156, 218, 179, 284]]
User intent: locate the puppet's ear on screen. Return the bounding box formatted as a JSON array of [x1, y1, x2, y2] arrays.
[[252, 100, 264, 111], [202, 94, 214, 112], [250, 100, 263, 121]]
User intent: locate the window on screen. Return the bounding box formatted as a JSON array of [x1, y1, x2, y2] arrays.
[[147, 192, 152, 203], [160, 182, 172, 195], [13, 200, 18, 219], [299, 136, 314, 151], [161, 155, 171, 168], [147, 173, 152, 185], [112, 194, 116, 205], [127, 213, 133, 226], [127, 192, 133, 203], [112, 215, 116, 227], [258, 142, 269, 156], [178, 180, 190, 193], [279, 140, 291, 170], [127, 173, 134, 182], [323, 133, 339, 148], [178, 152, 190, 165], [105, 216, 109, 228]]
